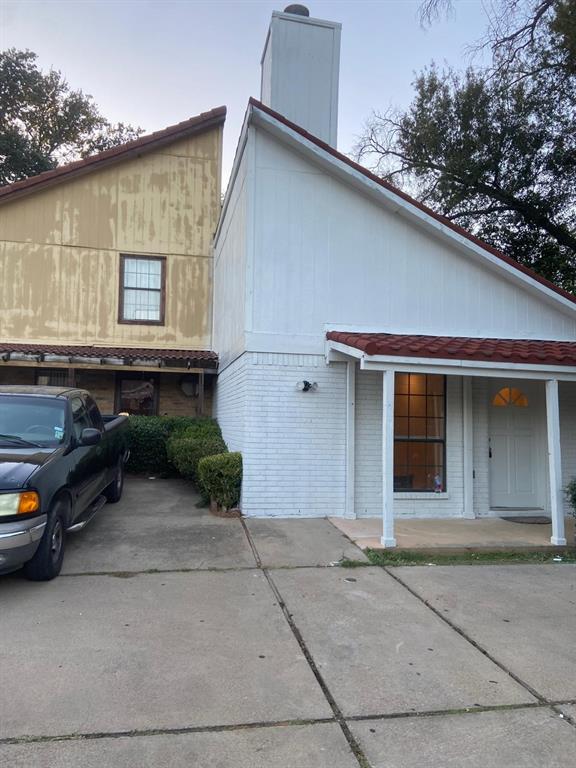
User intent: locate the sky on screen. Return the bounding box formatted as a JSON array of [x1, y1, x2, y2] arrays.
[[0, 0, 491, 184]]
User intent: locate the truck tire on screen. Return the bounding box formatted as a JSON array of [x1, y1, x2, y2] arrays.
[[104, 461, 124, 504], [23, 499, 67, 581]]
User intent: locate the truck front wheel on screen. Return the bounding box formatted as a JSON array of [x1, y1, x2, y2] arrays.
[[23, 499, 67, 581]]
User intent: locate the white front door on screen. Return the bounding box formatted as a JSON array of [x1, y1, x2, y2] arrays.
[[489, 383, 543, 509]]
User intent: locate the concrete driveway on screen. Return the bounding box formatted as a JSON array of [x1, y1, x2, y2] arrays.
[[1, 478, 575, 767]]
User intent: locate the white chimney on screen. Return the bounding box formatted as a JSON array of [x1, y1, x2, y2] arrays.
[[260, 5, 341, 147]]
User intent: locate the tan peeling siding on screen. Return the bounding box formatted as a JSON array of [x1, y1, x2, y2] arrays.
[[0, 124, 222, 350]]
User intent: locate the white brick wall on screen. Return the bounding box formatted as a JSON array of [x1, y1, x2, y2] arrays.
[[215, 352, 347, 517], [216, 360, 576, 521], [213, 354, 249, 454], [354, 371, 465, 518]]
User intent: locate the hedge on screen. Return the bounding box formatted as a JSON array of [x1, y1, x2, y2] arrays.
[[125, 416, 221, 476], [198, 452, 242, 510], [168, 435, 228, 484]]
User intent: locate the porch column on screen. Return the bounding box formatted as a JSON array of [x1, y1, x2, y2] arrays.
[[345, 361, 356, 519], [546, 379, 566, 546], [198, 370, 205, 417], [381, 369, 396, 547], [462, 378, 475, 519]]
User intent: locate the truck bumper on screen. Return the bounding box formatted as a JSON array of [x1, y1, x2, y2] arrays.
[[0, 515, 47, 574]]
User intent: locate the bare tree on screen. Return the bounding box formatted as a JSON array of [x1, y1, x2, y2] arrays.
[[420, 0, 557, 67]]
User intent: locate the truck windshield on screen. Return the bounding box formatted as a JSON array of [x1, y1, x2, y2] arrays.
[[0, 396, 66, 448]]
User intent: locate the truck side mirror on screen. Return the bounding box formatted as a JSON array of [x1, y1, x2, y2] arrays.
[[80, 428, 101, 446]]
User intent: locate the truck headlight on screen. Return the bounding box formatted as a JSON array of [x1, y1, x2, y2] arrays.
[[0, 492, 40, 516]]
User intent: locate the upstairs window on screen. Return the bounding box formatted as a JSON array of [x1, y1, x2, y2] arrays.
[[119, 255, 165, 324]]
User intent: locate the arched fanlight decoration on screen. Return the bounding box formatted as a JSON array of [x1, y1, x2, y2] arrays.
[[492, 387, 528, 407]]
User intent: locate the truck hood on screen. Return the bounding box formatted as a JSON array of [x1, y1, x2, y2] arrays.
[[0, 448, 55, 490]]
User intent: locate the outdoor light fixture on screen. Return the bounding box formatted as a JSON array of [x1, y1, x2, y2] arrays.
[[297, 380, 318, 392]]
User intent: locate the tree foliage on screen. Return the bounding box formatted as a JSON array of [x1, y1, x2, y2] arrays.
[[0, 49, 143, 186], [357, 0, 576, 290]]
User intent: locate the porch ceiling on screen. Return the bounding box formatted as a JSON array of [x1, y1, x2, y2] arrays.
[[327, 331, 576, 367]]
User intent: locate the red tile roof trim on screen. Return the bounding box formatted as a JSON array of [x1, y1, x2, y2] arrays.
[[249, 98, 576, 308], [0, 343, 217, 368], [327, 331, 576, 367], [0, 106, 227, 203]]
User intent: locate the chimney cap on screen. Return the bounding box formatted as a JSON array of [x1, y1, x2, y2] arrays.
[[283, 4, 310, 16]]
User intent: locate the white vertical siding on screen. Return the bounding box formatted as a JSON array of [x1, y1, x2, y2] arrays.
[[354, 371, 465, 518], [248, 130, 576, 355], [261, 12, 340, 146], [213, 145, 249, 370]]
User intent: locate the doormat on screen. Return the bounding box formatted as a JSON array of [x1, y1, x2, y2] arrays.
[[500, 516, 551, 525]]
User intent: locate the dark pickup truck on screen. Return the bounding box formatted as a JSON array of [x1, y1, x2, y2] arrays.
[[0, 386, 129, 580]]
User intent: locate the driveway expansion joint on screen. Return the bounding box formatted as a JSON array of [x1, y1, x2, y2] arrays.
[[5, 700, 576, 747], [60, 565, 260, 578], [240, 517, 373, 768], [61, 563, 359, 578], [383, 566, 549, 705], [345, 699, 576, 723], [0, 717, 337, 747]]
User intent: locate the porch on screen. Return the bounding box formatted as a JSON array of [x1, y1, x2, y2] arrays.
[[326, 331, 576, 549], [331, 515, 575, 551], [0, 342, 217, 416]]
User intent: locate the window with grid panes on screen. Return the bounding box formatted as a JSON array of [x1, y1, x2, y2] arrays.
[[393, 373, 446, 492], [119, 255, 165, 324]]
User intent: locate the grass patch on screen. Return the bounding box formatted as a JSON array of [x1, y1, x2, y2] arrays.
[[339, 558, 372, 568], [365, 548, 576, 567]]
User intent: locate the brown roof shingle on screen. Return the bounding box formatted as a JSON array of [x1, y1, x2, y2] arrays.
[[327, 331, 576, 367], [0, 342, 217, 368]]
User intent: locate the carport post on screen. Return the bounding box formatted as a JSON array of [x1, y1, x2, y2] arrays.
[[381, 369, 396, 547], [546, 379, 566, 546]]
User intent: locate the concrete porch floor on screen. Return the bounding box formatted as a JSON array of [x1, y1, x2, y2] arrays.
[[329, 516, 575, 551]]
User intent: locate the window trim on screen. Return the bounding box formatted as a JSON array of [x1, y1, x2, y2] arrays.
[[118, 254, 166, 326], [393, 374, 447, 493]]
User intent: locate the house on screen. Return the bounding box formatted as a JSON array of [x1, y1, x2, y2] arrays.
[[0, 106, 225, 416], [213, 5, 576, 547]]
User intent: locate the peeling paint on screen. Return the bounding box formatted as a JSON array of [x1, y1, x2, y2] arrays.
[[0, 125, 223, 348]]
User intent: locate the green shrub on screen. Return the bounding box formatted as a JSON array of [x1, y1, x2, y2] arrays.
[[166, 419, 222, 466], [169, 435, 228, 483], [126, 416, 218, 476], [564, 478, 576, 544], [175, 418, 222, 441], [198, 452, 242, 510], [565, 477, 576, 512]]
